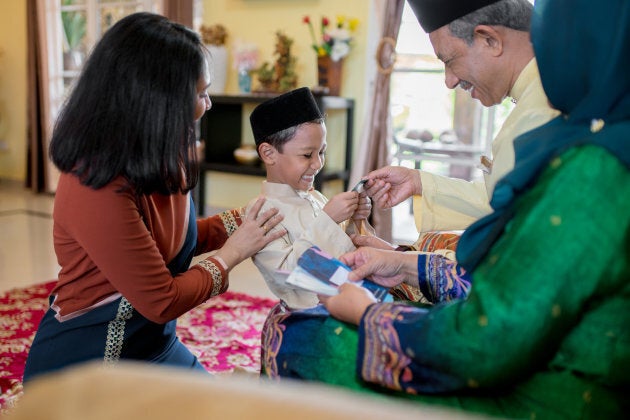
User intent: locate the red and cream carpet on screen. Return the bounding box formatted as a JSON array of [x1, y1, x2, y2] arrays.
[[0, 281, 277, 413]]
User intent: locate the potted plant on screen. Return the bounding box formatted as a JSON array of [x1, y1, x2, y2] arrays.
[[200, 24, 229, 94], [253, 31, 298, 93], [302, 15, 359, 95], [61, 0, 86, 71]]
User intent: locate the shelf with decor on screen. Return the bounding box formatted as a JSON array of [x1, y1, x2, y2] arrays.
[[195, 93, 355, 216]]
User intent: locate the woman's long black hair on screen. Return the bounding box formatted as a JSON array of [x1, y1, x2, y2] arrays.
[[49, 12, 206, 195]]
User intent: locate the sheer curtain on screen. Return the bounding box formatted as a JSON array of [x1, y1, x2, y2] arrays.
[[351, 0, 405, 242]]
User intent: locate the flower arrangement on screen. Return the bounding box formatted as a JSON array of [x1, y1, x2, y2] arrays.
[[254, 31, 298, 93], [232, 42, 259, 72], [303, 15, 359, 62], [199, 24, 228, 46]]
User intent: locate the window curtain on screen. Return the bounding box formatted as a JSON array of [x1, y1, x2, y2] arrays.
[[26, 0, 56, 193], [350, 0, 405, 242], [163, 0, 193, 27]]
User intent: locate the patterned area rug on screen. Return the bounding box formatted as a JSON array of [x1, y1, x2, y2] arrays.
[[0, 281, 277, 414]]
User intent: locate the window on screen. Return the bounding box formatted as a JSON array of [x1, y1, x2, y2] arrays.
[[46, 0, 162, 122], [389, 2, 515, 242], [59, 0, 162, 86], [390, 2, 513, 182]]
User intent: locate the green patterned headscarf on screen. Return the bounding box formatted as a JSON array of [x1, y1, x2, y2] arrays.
[[457, 0, 630, 270]]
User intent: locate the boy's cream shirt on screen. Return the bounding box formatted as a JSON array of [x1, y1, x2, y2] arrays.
[[245, 181, 355, 309]]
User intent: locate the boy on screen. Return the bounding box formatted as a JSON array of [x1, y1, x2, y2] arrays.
[[245, 87, 371, 309]]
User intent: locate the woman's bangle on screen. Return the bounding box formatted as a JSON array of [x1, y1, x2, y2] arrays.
[[213, 255, 228, 271]]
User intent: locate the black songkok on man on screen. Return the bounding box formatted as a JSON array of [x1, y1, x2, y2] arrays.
[[407, 0, 502, 33], [250, 87, 324, 144]]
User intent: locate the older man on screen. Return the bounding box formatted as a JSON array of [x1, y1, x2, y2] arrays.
[[364, 0, 559, 237]]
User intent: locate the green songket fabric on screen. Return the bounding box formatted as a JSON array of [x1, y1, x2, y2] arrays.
[[262, 146, 630, 418]]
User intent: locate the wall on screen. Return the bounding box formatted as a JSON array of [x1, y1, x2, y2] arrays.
[[199, 0, 372, 209], [201, 0, 368, 104], [0, 0, 373, 191], [0, 1, 28, 181]]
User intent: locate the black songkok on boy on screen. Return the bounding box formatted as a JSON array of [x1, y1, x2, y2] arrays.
[[250, 87, 323, 144], [407, 0, 502, 33]]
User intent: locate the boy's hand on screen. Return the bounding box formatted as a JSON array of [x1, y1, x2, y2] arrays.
[[323, 191, 359, 223], [351, 192, 371, 220]]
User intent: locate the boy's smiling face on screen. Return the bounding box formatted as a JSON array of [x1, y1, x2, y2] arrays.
[[264, 122, 327, 191]]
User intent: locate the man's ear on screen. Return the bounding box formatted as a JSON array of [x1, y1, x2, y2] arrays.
[[473, 25, 503, 57], [258, 142, 277, 165]]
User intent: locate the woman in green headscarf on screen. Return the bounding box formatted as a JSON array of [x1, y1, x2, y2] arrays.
[[261, 0, 630, 417]]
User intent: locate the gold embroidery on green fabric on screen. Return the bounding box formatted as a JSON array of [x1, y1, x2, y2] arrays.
[[551, 304, 562, 318], [467, 378, 479, 388], [220, 211, 238, 236], [550, 157, 562, 169], [104, 297, 133, 364], [550, 215, 562, 226], [198, 259, 223, 296]]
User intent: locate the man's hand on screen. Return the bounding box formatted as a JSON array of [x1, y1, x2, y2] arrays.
[[363, 166, 422, 209]]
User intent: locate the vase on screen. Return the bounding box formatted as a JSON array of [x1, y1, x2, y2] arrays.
[[238, 69, 252, 93], [317, 56, 343, 96], [207, 45, 228, 94], [63, 50, 85, 72]]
